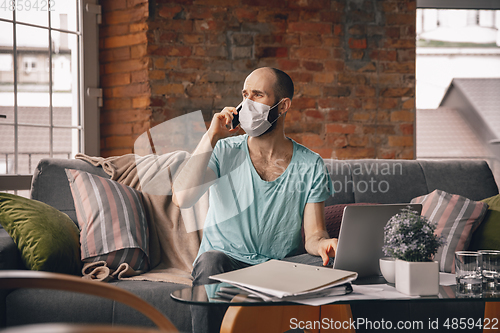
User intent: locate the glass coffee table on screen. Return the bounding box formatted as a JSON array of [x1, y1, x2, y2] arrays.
[[171, 277, 500, 333]]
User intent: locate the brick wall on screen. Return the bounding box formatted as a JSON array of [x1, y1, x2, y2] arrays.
[[100, 0, 416, 159]]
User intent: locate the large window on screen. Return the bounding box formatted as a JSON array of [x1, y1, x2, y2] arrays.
[[416, 0, 500, 186], [416, 8, 500, 109], [0, 0, 100, 196]]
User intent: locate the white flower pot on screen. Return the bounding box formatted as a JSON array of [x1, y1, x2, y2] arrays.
[[379, 257, 396, 283], [395, 259, 439, 296]]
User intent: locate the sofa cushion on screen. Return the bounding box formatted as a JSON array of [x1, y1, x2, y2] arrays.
[[324, 204, 345, 239], [411, 189, 488, 273], [418, 159, 499, 201], [468, 194, 500, 251], [0, 193, 81, 275], [66, 169, 149, 271]]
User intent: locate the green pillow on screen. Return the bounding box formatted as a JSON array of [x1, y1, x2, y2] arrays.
[[0, 193, 81, 275], [469, 194, 500, 251]]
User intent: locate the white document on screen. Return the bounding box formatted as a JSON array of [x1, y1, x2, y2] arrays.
[[294, 284, 418, 306], [210, 259, 358, 299], [439, 272, 456, 286]]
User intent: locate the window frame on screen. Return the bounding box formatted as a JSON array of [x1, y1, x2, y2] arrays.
[[0, 0, 100, 192], [417, 0, 500, 10], [82, 0, 100, 157]]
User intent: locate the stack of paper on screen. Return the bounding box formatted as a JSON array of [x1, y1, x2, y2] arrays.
[[209, 260, 358, 302]]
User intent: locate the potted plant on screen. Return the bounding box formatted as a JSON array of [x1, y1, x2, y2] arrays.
[[382, 206, 446, 296]]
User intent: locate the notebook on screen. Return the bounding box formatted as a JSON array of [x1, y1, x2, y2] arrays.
[[332, 203, 423, 278], [209, 259, 357, 299]]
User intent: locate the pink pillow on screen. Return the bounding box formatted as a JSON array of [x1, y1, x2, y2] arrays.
[[411, 189, 488, 273], [66, 169, 149, 271]]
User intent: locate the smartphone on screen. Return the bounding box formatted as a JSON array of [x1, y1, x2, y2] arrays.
[[231, 105, 241, 129]]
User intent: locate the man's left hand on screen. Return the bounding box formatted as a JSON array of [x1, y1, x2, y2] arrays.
[[318, 238, 338, 266]]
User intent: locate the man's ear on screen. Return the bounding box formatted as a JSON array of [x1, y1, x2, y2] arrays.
[[280, 98, 292, 115]]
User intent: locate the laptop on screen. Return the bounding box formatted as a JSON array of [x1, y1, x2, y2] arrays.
[[332, 204, 423, 278]]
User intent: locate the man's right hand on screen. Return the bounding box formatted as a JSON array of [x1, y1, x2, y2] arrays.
[[208, 107, 240, 147]]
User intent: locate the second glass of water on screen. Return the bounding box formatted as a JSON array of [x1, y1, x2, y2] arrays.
[[479, 250, 500, 297], [455, 251, 482, 298]]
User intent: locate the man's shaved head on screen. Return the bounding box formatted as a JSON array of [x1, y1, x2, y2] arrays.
[[247, 67, 294, 104]]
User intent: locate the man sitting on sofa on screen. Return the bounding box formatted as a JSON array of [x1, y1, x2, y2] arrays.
[[173, 67, 337, 286]]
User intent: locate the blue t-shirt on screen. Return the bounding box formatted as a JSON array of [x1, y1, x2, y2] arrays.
[[196, 134, 333, 265]]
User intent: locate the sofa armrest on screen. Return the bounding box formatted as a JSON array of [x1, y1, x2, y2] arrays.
[[0, 228, 25, 271], [31, 158, 110, 225]]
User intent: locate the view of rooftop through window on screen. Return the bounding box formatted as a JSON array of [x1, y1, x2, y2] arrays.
[[416, 9, 500, 109], [416, 8, 500, 186], [0, 2, 81, 181]]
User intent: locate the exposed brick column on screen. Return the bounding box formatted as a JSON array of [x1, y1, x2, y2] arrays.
[[330, 0, 416, 159], [99, 0, 151, 157]]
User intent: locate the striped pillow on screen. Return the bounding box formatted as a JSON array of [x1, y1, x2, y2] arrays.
[[411, 189, 488, 273], [66, 169, 149, 271]]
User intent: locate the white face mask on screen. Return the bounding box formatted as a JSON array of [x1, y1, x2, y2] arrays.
[[238, 98, 285, 137]]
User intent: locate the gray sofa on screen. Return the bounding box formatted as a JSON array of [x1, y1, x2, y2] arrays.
[[0, 157, 498, 332]]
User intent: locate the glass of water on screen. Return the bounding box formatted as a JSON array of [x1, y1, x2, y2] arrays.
[[455, 251, 483, 298], [479, 250, 500, 297]]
